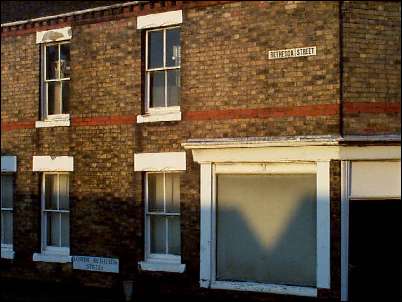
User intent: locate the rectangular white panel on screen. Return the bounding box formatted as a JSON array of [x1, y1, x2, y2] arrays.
[[33, 156, 74, 172], [350, 161, 401, 198], [137, 10, 182, 29], [36, 27, 72, 44], [134, 152, 186, 171]]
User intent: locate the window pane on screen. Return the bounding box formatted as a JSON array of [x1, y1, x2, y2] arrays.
[[166, 28, 180, 67], [60, 44, 70, 78], [1, 175, 13, 209], [168, 216, 180, 255], [62, 81, 69, 114], [47, 82, 62, 115], [148, 174, 164, 212], [167, 70, 180, 106], [149, 71, 165, 108], [59, 174, 69, 210], [148, 30, 163, 69], [166, 174, 180, 213], [1, 211, 13, 245], [46, 45, 59, 80], [150, 215, 166, 254], [47, 212, 60, 247], [45, 174, 58, 210], [216, 174, 317, 286], [61, 213, 69, 247]]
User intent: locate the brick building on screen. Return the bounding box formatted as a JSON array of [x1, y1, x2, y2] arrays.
[[1, 1, 401, 301]]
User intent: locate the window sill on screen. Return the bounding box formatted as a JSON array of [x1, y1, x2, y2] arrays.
[[32, 252, 71, 263], [136, 110, 181, 124], [36, 115, 70, 128], [139, 260, 186, 273], [209, 281, 317, 297], [1, 247, 15, 259]]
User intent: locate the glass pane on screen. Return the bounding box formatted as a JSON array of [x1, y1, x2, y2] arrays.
[[62, 81, 69, 114], [47, 212, 60, 247], [148, 174, 164, 212], [150, 215, 166, 254], [61, 213, 69, 247], [46, 45, 59, 80], [45, 174, 58, 210], [60, 44, 70, 78], [149, 71, 165, 108], [167, 70, 180, 107], [148, 30, 163, 69], [216, 174, 317, 286], [47, 82, 62, 115], [166, 174, 180, 213], [1, 211, 13, 245], [1, 175, 13, 208], [59, 174, 69, 210], [166, 28, 180, 67], [168, 216, 180, 255]]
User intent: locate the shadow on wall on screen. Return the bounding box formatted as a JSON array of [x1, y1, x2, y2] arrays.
[[215, 174, 317, 287]]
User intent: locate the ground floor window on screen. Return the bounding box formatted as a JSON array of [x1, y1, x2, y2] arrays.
[[41, 173, 70, 252], [216, 174, 317, 286], [1, 174, 14, 247], [145, 172, 181, 261]]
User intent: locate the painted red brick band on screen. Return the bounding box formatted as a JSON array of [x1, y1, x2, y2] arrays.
[[71, 115, 136, 127], [344, 102, 401, 114]]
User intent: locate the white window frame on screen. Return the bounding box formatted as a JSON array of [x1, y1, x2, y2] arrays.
[[1, 173, 15, 259], [199, 161, 331, 297], [36, 41, 70, 128], [139, 171, 185, 273], [137, 26, 181, 123], [33, 172, 71, 263]]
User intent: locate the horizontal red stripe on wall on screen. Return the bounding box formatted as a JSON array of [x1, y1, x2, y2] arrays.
[[183, 103, 340, 120], [344, 102, 401, 114], [71, 115, 136, 126], [1, 120, 36, 131]]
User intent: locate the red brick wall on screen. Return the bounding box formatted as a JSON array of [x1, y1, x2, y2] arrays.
[[342, 1, 401, 135], [1, 1, 400, 301]]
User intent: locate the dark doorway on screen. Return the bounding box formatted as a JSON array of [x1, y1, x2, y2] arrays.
[[349, 199, 401, 302]]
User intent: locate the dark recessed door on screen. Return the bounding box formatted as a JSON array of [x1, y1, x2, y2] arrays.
[[349, 199, 401, 302]]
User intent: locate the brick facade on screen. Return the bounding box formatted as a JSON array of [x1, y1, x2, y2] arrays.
[[1, 1, 400, 301]]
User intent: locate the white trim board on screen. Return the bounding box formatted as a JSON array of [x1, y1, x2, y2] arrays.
[[1, 156, 17, 172], [137, 10, 182, 29], [36, 27, 72, 44], [32, 156, 74, 172], [134, 152, 186, 171]]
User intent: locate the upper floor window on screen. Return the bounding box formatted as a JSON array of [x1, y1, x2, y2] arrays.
[[145, 27, 181, 112], [42, 42, 70, 119]]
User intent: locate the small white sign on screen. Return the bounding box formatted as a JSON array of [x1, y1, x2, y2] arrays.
[[72, 256, 119, 273], [268, 46, 316, 60]]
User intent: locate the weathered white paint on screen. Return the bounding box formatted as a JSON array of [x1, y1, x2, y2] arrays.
[[1, 156, 17, 172], [136, 109, 181, 123], [32, 252, 71, 263], [35, 115, 70, 128], [316, 161, 331, 289], [134, 152, 186, 171], [137, 10, 182, 29], [36, 26, 72, 44], [139, 261, 185, 273], [1, 246, 15, 259], [186, 145, 401, 163], [340, 161, 350, 302], [72, 256, 119, 273], [200, 163, 213, 288], [350, 161, 401, 198], [215, 162, 315, 174], [32, 156, 74, 172], [211, 281, 317, 297]]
